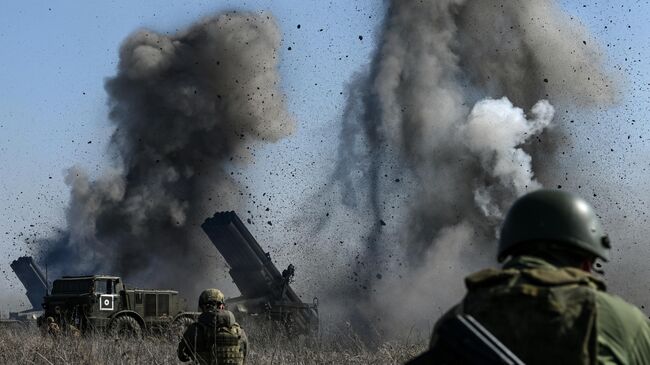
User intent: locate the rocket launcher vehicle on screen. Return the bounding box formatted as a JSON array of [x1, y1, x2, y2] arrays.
[[201, 211, 319, 335], [10, 256, 47, 311]]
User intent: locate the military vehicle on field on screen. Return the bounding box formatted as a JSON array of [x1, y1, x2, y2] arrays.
[[41, 274, 198, 336], [202, 211, 319, 336], [2, 256, 47, 325]]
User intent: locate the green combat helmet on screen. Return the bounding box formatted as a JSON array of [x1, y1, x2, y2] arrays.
[[498, 189, 610, 262], [199, 289, 225, 311]]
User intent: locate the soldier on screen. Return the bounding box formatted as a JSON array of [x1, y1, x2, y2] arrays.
[[178, 289, 248, 365], [428, 189, 650, 364], [45, 316, 60, 338]]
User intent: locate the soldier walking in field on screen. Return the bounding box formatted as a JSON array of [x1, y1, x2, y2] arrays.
[[178, 289, 248, 365], [425, 189, 650, 364]]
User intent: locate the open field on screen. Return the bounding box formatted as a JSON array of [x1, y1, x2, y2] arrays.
[[0, 325, 427, 364]]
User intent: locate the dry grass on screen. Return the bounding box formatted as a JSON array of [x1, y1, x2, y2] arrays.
[[0, 323, 427, 364]]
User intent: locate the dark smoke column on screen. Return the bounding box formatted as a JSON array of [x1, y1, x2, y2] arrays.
[[41, 13, 293, 293]]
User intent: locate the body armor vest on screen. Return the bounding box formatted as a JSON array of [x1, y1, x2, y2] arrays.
[[192, 311, 245, 365], [460, 266, 602, 365]]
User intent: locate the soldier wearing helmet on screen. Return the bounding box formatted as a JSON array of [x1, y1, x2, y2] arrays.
[[178, 289, 248, 364], [428, 189, 650, 364]]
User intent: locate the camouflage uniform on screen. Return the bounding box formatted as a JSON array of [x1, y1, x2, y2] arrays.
[[178, 289, 248, 365], [428, 190, 650, 364], [431, 255, 650, 364]]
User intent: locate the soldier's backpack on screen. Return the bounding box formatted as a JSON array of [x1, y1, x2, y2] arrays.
[[197, 310, 244, 365], [459, 266, 602, 365], [210, 325, 244, 364]]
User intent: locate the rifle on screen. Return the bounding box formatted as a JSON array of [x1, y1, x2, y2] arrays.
[[406, 314, 525, 365]]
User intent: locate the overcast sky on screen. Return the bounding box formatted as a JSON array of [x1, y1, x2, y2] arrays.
[[1, 1, 649, 312]]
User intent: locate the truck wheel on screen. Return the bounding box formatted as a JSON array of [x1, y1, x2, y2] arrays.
[[171, 316, 194, 336], [109, 316, 142, 338]]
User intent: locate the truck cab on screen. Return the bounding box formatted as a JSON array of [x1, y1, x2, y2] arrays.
[[43, 275, 122, 331], [42, 275, 196, 336]]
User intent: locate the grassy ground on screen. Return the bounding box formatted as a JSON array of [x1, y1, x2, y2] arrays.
[[0, 324, 427, 364]]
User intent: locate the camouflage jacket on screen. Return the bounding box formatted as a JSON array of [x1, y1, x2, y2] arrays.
[[178, 310, 248, 365], [430, 256, 650, 365]]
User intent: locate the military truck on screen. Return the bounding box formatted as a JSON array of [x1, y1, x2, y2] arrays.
[[202, 211, 319, 336], [41, 275, 197, 336]]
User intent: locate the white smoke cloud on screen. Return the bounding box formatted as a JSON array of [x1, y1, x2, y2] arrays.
[[462, 97, 554, 217], [367, 96, 555, 329]]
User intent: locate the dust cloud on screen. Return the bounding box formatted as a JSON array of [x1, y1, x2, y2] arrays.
[[39, 12, 293, 298]]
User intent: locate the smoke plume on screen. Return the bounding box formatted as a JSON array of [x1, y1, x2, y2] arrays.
[[40, 12, 293, 294], [331, 0, 614, 333], [463, 98, 554, 218]]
